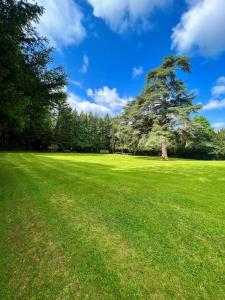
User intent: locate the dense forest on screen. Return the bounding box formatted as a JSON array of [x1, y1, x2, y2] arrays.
[[0, 0, 224, 159]]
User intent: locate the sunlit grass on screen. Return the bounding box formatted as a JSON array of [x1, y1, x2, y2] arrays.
[[0, 153, 225, 299]]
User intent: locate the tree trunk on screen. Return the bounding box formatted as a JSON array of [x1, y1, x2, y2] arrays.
[[161, 141, 168, 160], [113, 141, 115, 154]]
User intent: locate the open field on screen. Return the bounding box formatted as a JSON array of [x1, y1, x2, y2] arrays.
[[0, 153, 225, 299]]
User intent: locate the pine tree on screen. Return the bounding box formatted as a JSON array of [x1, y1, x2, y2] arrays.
[[120, 56, 201, 159], [0, 0, 67, 149]]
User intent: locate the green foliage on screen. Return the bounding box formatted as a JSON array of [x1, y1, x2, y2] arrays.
[[52, 106, 113, 152], [0, 0, 43, 136], [53, 103, 74, 151], [138, 123, 175, 152], [212, 129, 225, 159], [118, 55, 200, 158], [0, 0, 67, 149], [116, 123, 140, 153], [109, 117, 121, 153], [183, 116, 215, 158]]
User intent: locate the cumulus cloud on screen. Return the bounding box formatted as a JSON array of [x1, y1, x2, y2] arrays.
[[32, 0, 86, 48], [172, 0, 225, 56], [68, 86, 133, 115], [211, 86, 225, 97], [68, 93, 111, 116], [203, 76, 225, 110], [203, 99, 225, 110], [86, 0, 172, 33], [80, 55, 89, 74], [87, 86, 133, 112], [132, 66, 143, 78], [211, 76, 225, 98]]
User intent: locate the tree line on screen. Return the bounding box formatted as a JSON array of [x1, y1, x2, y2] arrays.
[[0, 0, 224, 159]]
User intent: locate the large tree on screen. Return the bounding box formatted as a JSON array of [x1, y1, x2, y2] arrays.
[[120, 56, 200, 159], [0, 0, 67, 149]]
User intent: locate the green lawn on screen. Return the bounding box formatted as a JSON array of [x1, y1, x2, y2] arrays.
[[0, 153, 225, 299]]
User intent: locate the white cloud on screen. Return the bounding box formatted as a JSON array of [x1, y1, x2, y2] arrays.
[[70, 80, 83, 89], [132, 66, 143, 78], [203, 99, 225, 110], [80, 55, 89, 74], [212, 122, 225, 131], [172, 0, 225, 56], [217, 76, 225, 85], [87, 86, 133, 111], [86, 0, 172, 33], [203, 76, 225, 110], [33, 0, 86, 48], [68, 93, 111, 116], [68, 86, 133, 116], [211, 86, 225, 97]]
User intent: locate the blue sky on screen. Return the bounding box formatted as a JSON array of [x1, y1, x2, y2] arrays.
[[35, 0, 225, 129]]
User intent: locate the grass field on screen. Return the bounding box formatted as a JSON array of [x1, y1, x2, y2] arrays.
[[0, 153, 225, 299]]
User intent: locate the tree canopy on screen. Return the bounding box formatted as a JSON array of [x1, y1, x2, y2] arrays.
[[0, 0, 66, 149], [118, 56, 201, 159]]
